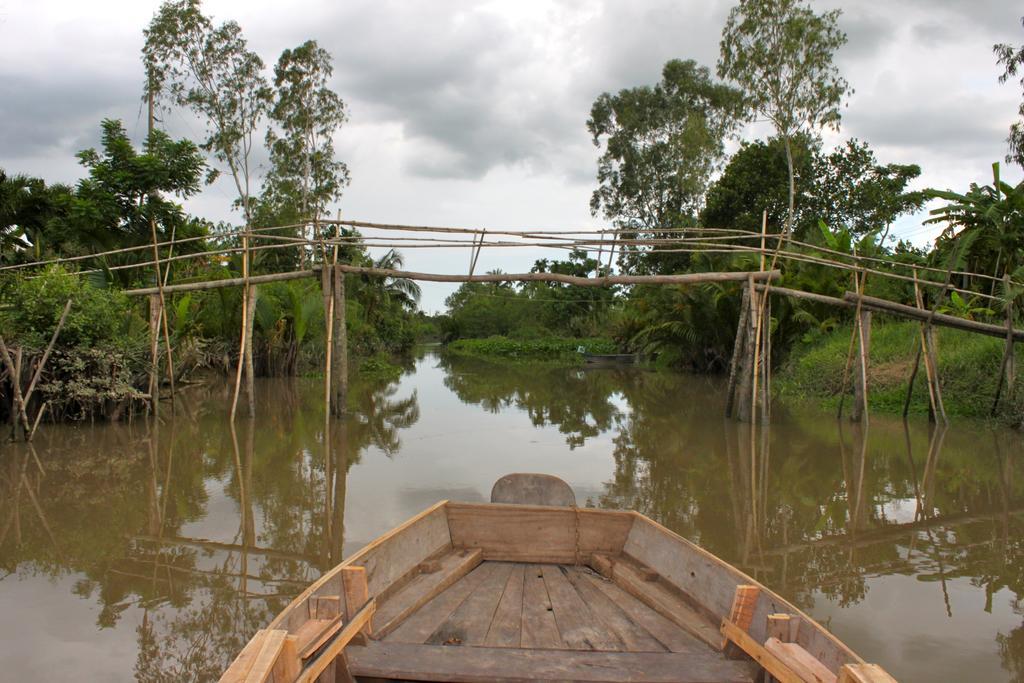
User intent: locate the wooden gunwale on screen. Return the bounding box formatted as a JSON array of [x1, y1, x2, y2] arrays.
[[266, 499, 449, 631], [622, 511, 865, 670]]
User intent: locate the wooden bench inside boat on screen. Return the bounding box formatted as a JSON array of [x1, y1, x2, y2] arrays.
[[220, 475, 896, 683]]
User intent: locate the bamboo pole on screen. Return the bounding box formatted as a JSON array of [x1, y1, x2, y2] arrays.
[[127, 265, 781, 297], [0, 337, 31, 439], [992, 273, 1016, 416], [735, 278, 760, 423], [229, 234, 250, 422], [842, 291, 1024, 342], [148, 295, 161, 415], [851, 310, 872, 423], [23, 299, 72, 406], [322, 262, 336, 420], [243, 285, 257, 419], [912, 272, 947, 424], [724, 286, 751, 418], [837, 269, 867, 420], [332, 255, 348, 417]]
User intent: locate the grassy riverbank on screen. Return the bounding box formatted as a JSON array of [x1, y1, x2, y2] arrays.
[[446, 336, 617, 363], [777, 320, 1022, 421]]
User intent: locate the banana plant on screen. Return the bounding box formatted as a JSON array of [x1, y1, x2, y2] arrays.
[[925, 162, 1024, 279]]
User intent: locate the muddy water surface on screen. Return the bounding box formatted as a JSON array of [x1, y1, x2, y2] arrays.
[[1, 349, 1022, 682]]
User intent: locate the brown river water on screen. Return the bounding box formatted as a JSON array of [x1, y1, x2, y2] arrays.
[[1, 347, 1022, 682]]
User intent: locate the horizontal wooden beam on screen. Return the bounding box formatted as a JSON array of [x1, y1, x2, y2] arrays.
[[755, 285, 855, 309], [125, 266, 781, 296], [842, 291, 1024, 342]]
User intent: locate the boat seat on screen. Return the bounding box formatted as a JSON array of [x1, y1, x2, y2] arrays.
[[490, 473, 576, 507], [348, 641, 758, 682]]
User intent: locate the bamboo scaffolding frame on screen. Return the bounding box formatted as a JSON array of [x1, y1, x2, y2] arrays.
[[1, 217, 1014, 288]]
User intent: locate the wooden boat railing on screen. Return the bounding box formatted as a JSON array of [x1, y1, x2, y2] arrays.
[[220, 566, 374, 683], [719, 585, 895, 683]]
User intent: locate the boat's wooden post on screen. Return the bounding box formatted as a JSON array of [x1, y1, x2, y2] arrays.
[[851, 310, 871, 423], [244, 284, 258, 419], [331, 257, 347, 417], [767, 614, 791, 642], [722, 584, 760, 658], [725, 284, 751, 418], [839, 663, 898, 683], [341, 565, 370, 634]]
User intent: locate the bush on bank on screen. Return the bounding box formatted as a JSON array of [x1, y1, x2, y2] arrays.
[[777, 320, 1022, 421], [446, 336, 618, 362]]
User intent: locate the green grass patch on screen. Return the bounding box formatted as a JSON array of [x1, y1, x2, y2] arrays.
[[446, 336, 617, 362], [777, 320, 1021, 420]]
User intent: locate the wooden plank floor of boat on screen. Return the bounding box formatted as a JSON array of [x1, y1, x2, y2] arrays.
[[349, 559, 758, 682]]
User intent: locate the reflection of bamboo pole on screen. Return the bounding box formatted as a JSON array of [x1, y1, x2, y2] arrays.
[[331, 418, 348, 565]]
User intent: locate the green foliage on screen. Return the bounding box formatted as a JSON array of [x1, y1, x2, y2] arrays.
[[2, 265, 141, 349], [0, 170, 71, 263], [1, 266, 148, 419], [263, 40, 350, 224], [71, 119, 207, 268], [925, 162, 1024, 280], [143, 0, 271, 222], [779, 321, 1020, 420], [809, 139, 923, 238], [701, 135, 816, 234], [718, 0, 850, 236], [995, 18, 1024, 169], [587, 59, 743, 273], [447, 336, 617, 362]]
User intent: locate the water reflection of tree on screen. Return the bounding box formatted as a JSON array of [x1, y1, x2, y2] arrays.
[[437, 353, 635, 448], [0, 370, 419, 682]]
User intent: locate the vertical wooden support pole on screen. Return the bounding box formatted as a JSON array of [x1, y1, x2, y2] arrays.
[[760, 295, 772, 422], [851, 310, 871, 422], [244, 285, 257, 419], [332, 260, 347, 416], [148, 293, 161, 416], [992, 274, 1015, 416], [230, 232, 250, 422], [321, 264, 336, 419], [725, 285, 751, 418], [912, 271, 947, 424], [736, 277, 761, 423]]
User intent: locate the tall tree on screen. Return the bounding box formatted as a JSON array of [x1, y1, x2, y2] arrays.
[[995, 17, 1024, 169], [263, 40, 350, 228], [69, 119, 207, 280], [718, 0, 850, 239], [809, 139, 923, 239], [588, 59, 743, 273], [142, 0, 271, 225]]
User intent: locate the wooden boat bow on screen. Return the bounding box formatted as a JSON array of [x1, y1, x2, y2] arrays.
[[219, 474, 896, 683]]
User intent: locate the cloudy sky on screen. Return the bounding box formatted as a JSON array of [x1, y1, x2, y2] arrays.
[[2, 0, 1021, 311]]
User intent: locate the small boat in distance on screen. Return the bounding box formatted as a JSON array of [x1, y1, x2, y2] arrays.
[[220, 473, 895, 683], [582, 352, 639, 366]]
